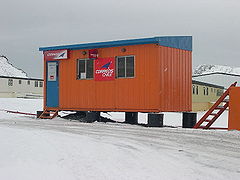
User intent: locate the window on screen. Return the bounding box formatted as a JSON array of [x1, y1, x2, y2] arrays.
[[203, 87, 209, 96], [19, 80, 22, 84], [196, 86, 199, 95], [116, 56, 134, 78], [217, 89, 223, 96], [8, 79, 13, 86], [39, 82, 43, 87], [27, 80, 30, 85], [192, 85, 195, 94], [77, 59, 94, 79], [35, 81, 38, 87]]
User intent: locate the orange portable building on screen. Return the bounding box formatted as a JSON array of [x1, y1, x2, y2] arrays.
[[39, 36, 192, 113]]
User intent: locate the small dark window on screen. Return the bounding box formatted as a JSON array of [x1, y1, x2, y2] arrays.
[[19, 80, 22, 84], [203, 87, 209, 96], [35, 81, 38, 87], [126, 56, 134, 77], [79, 60, 85, 75], [77, 59, 94, 79], [86, 60, 94, 79], [39, 82, 43, 87], [27, 80, 30, 85], [116, 56, 135, 78], [8, 79, 13, 86], [192, 85, 195, 94], [196, 86, 199, 95], [117, 57, 125, 77]]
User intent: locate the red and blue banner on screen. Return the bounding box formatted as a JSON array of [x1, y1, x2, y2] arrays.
[[94, 57, 115, 81]]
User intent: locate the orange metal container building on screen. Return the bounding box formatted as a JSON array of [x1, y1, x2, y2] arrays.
[[39, 36, 192, 113]]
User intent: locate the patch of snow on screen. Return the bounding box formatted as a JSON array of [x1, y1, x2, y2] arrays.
[[0, 55, 28, 78], [193, 64, 240, 75], [192, 73, 240, 88]]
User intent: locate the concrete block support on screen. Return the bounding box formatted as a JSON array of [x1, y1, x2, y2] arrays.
[[182, 112, 197, 128], [148, 113, 163, 127], [125, 112, 138, 124]]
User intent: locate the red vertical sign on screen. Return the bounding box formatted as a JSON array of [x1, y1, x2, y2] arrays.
[[94, 57, 115, 81]]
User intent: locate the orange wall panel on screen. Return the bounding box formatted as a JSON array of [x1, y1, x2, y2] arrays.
[[158, 46, 192, 112], [229, 87, 240, 131]]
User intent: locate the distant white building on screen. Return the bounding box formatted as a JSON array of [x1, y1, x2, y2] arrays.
[[0, 76, 43, 98], [192, 73, 240, 89], [0, 55, 43, 98]]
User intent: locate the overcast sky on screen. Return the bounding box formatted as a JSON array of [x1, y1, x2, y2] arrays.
[[1, 0, 240, 78]]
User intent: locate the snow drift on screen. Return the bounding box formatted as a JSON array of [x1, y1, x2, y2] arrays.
[[0, 55, 28, 78]]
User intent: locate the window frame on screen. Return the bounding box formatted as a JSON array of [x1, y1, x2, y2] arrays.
[[116, 55, 135, 79], [39, 81, 43, 87], [76, 58, 94, 80], [35, 81, 38, 87], [8, 79, 13, 86], [192, 85, 195, 94]]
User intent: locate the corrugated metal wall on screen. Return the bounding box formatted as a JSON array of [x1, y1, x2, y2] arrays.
[[49, 43, 191, 112], [158, 46, 192, 111]]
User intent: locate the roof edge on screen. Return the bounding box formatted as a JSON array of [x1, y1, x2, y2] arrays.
[[0, 76, 43, 81], [39, 36, 192, 51], [39, 37, 158, 51]]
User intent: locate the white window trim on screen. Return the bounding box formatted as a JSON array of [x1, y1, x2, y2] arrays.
[[77, 59, 94, 80], [116, 55, 135, 79]]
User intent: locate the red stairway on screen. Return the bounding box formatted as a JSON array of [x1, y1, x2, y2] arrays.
[[194, 82, 237, 129], [39, 109, 59, 119]]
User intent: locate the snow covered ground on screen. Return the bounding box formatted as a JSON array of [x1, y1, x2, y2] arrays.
[[0, 98, 239, 180]]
